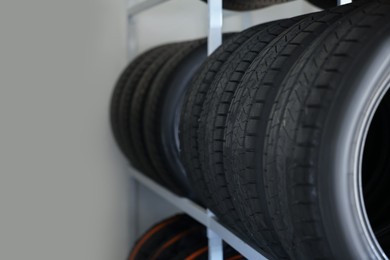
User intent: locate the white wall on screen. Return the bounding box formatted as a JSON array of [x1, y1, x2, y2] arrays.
[[0, 0, 319, 259]]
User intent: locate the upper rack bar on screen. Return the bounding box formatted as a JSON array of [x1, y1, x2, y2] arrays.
[[127, 0, 171, 16]]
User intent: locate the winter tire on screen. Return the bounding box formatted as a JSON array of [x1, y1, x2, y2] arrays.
[[263, 1, 390, 258], [222, 4, 358, 258]]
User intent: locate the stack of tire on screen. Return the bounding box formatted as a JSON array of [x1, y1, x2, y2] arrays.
[[110, 38, 210, 197], [128, 214, 244, 260], [112, 0, 390, 259], [180, 1, 390, 259]]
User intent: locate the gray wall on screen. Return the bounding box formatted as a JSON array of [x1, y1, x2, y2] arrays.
[[0, 0, 130, 259], [0, 0, 318, 259]]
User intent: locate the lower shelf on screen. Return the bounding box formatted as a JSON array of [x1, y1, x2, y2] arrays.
[[128, 167, 267, 260]]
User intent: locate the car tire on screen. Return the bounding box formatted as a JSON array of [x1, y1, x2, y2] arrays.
[[263, 1, 390, 258]]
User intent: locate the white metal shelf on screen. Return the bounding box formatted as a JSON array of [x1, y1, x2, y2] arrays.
[[128, 168, 267, 260]]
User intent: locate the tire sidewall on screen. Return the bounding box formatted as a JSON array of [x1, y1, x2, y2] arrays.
[[160, 43, 207, 196], [318, 36, 390, 259]]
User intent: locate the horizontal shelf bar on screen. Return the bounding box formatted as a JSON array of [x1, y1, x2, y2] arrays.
[[128, 167, 208, 224], [127, 0, 171, 17], [128, 168, 268, 260], [127, 0, 246, 17]]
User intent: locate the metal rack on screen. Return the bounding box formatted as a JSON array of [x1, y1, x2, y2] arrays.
[[126, 0, 352, 259], [129, 168, 266, 260]]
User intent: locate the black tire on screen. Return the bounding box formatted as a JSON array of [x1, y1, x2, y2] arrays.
[[197, 17, 312, 255], [180, 34, 247, 208], [143, 39, 207, 196], [128, 214, 201, 260], [171, 245, 208, 260], [159, 41, 208, 199], [202, 0, 294, 11], [179, 24, 287, 214], [171, 243, 244, 260], [221, 4, 358, 259], [110, 48, 162, 165], [129, 43, 183, 187], [150, 226, 206, 260], [263, 1, 390, 259], [118, 45, 172, 172], [306, 0, 337, 9]]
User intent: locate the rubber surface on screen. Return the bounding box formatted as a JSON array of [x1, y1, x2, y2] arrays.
[[180, 22, 285, 215], [222, 5, 358, 258], [172, 243, 244, 260], [198, 17, 316, 254], [150, 227, 205, 260], [129, 43, 183, 187], [172, 245, 208, 260], [160, 41, 208, 199], [128, 214, 201, 260], [179, 34, 248, 207], [197, 18, 302, 252], [143, 39, 206, 196], [119, 45, 174, 173], [262, 1, 390, 259], [110, 47, 162, 166]]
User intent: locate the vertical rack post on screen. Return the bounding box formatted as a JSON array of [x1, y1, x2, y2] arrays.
[[207, 210, 223, 260], [127, 0, 139, 246], [207, 0, 223, 258], [129, 173, 140, 245]]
